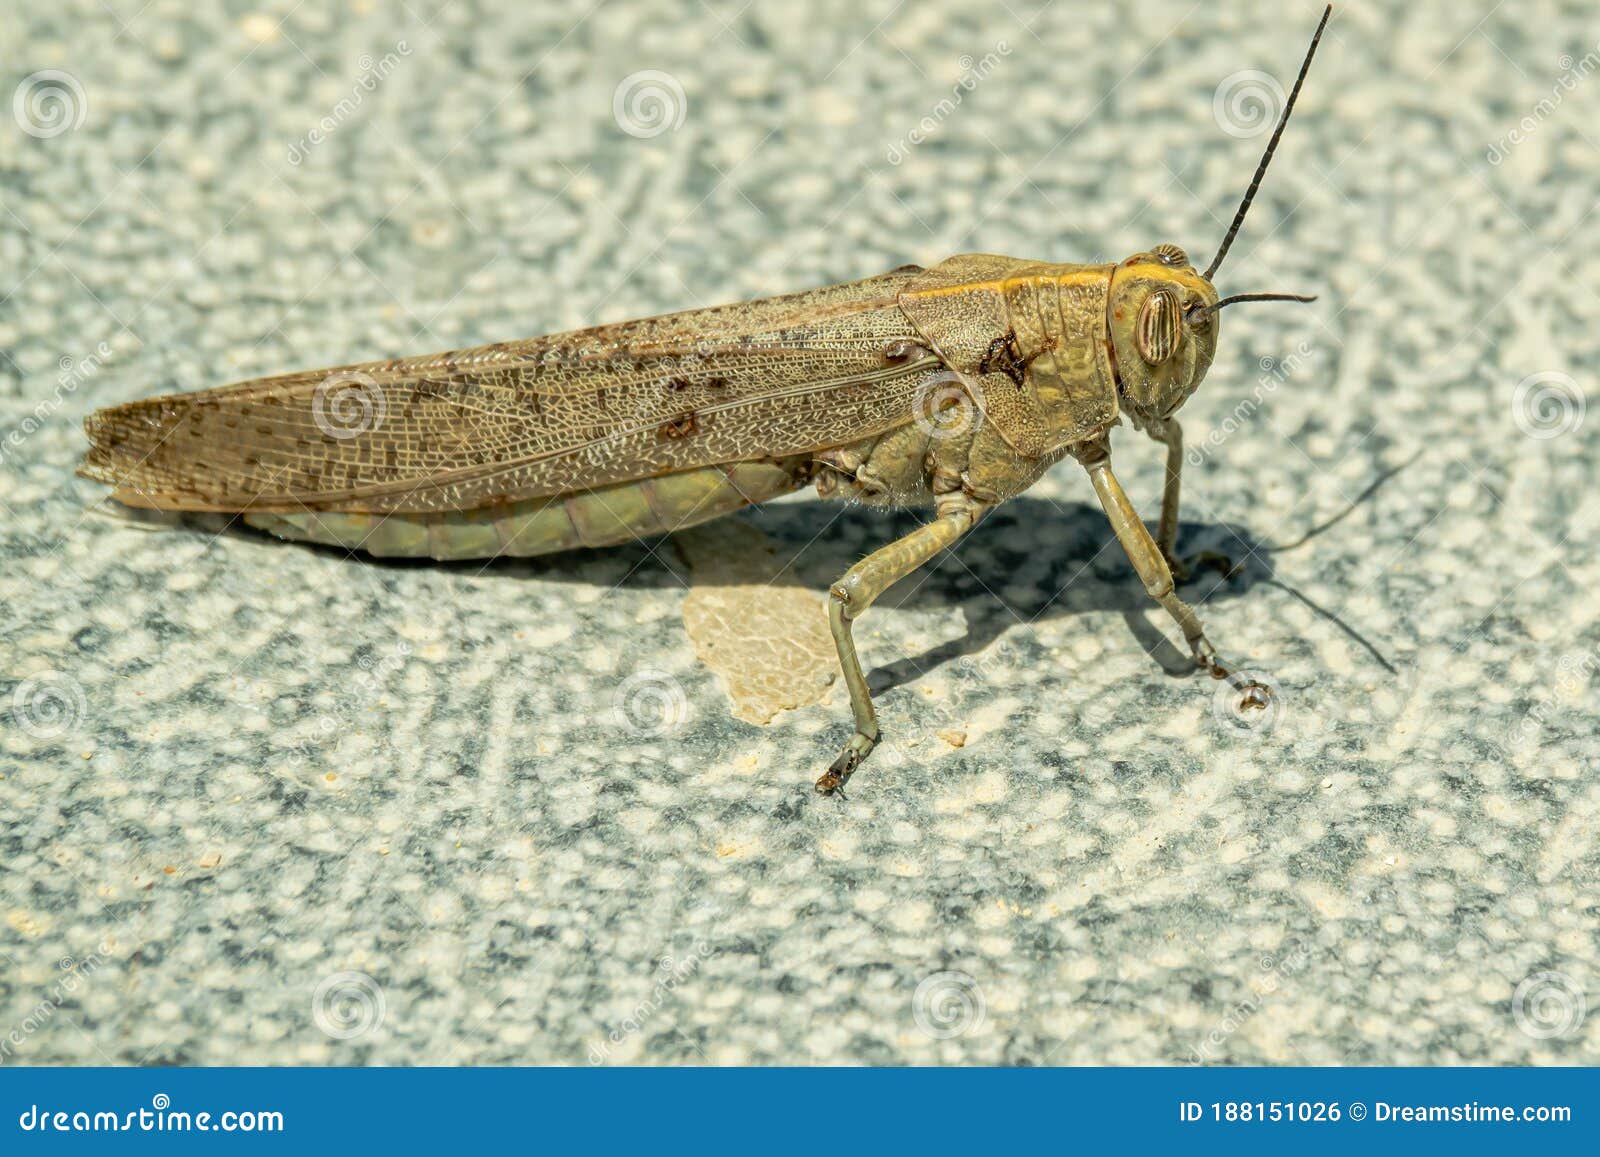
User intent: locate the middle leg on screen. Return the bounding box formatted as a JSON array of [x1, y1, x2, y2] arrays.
[[1148, 416, 1188, 577], [1146, 416, 1239, 581]]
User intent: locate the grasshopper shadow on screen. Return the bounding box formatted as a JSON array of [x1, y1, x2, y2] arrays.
[[208, 492, 1275, 695], [121, 443, 1411, 696]]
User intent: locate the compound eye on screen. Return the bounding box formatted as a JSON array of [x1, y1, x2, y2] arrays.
[[1136, 289, 1182, 363], [1152, 243, 1188, 267]]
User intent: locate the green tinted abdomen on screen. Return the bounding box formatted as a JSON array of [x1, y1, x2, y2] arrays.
[[244, 459, 808, 560]]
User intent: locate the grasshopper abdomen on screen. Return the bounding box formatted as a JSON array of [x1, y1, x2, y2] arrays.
[[245, 458, 812, 560]]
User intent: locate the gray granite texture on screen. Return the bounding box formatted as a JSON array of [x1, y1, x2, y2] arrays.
[[2, 0, 1598, 1065]]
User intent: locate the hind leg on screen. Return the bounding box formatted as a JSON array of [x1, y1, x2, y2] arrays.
[[817, 500, 978, 794]]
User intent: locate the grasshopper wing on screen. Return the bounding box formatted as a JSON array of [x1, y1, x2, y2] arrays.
[[80, 270, 934, 514]]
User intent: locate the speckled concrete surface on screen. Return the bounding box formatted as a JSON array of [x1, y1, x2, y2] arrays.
[[2, 0, 1598, 1065]]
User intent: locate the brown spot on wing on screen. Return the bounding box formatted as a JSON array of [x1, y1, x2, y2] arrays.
[[659, 413, 699, 440]]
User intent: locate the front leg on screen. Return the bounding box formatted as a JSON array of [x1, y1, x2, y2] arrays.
[[1075, 438, 1231, 679], [817, 498, 979, 794]]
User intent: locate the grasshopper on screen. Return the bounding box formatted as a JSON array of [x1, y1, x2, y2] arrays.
[[80, 8, 1331, 793]]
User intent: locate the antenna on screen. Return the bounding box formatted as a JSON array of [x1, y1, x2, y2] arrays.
[[1192, 291, 1317, 321], [1203, 4, 1333, 281]]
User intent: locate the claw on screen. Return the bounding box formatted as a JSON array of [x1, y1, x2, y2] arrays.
[[1238, 680, 1274, 712], [1191, 636, 1232, 680], [816, 731, 877, 794], [1192, 549, 1244, 581], [1171, 549, 1241, 584]]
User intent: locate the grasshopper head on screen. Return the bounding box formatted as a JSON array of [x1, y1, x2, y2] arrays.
[[1107, 246, 1220, 425]]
